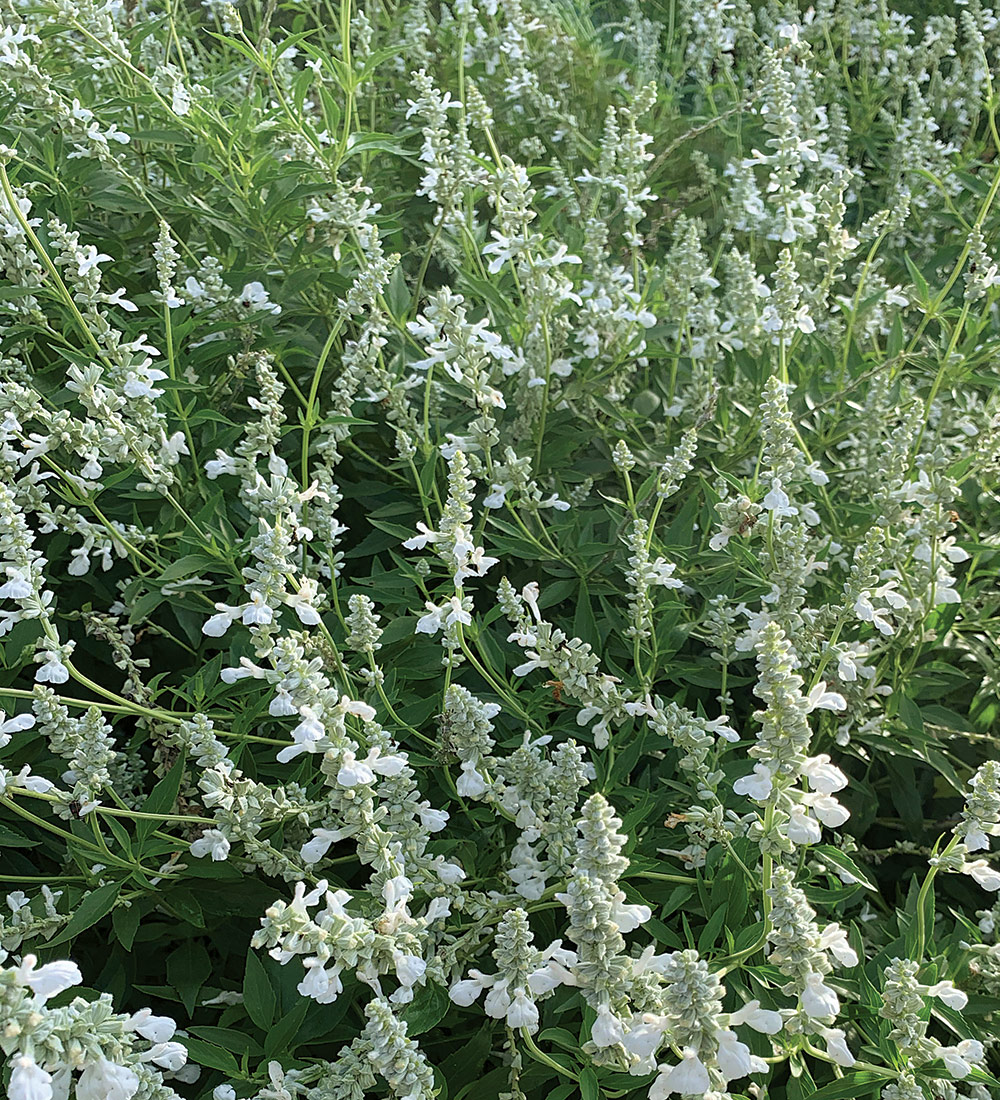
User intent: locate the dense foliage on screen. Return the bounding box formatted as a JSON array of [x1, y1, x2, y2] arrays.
[[2, 1, 1000, 1099]]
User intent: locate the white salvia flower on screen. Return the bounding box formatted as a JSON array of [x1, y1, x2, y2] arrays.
[[275, 710, 327, 763], [650, 1048, 711, 1098], [763, 483, 796, 515], [337, 747, 407, 787], [804, 793, 851, 828], [801, 972, 840, 1018], [75, 1058, 140, 1100], [205, 451, 238, 479], [415, 597, 471, 634], [202, 603, 242, 637], [822, 1027, 856, 1066], [734, 762, 773, 801], [802, 754, 848, 793], [8, 1055, 51, 1100], [449, 972, 490, 1006], [122, 366, 168, 399], [143, 1041, 187, 1071], [728, 999, 782, 1034], [926, 981, 968, 1009], [393, 950, 427, 990], [457, 759, 489, 797], [715, 1028, 767, 1081], [298, 960, 343, 1003], [0, 569, 34, 599], [284, 581, 323, 625], [957, 761, 1000, 851], [0, 710, 35, 748], [621, 1015, 668, 1074], [520, 582, 542, 622], [269, 689, 297, 717], [818, 923, 858, 967], [804, 682, 847, 713], [16, 955, 82, 1000], [300, 827, 345, 864], [417, 804, 448, 831], [403, 522, 440, 549], [189, 829, 231, 861], [591, 1005, 626, 1047], [34, 652, 70, 685], [610, 891, 652, 932], [241, 591, 273, 626], [964, 859, 1000, 891], [937, 1039, 984, 1078], [505, 988, 539, 1029], [423, 897, 451, 922], [237, 281, 280, 315], [785, 806, 822, 845], [127, 1008, 177, 1043], [344, 698, 377, 722]]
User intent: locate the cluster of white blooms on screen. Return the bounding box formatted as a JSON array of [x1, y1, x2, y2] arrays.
[[403, 450, 498, 590], [165, 712, 309, 879], [405, 70, 486, 235], [660, 216, 721, 369], [0, 171, 46, 318], [0, 477, 70, 684], [766, 868, 858, 1031], [438, 684, 498, 798], [648, 702, 738, 800], [183, 265, 281, 322], [621, 517, 683, 643], [344, 593, 384, 686], [948, 761, 1000, 893], [31, 688, 119, 817], [879, 958, 981, 1089], [741, 46, 823, 245], [253, 877, 436, 1008], [0, 953, 188, 1100], [406, 288, 513, 444], [201, 353, 333, 641], [495, 737, 592, 900], [575, 84, 658, 249], [643, 951, 775, 1097], [678, 0, 753, 83], [733, 622, 850, 854], [500, 579, 648, 749], [0, 888, 63, 952], [449, 907, 573, 1031], [554, 794, 650, 1015]]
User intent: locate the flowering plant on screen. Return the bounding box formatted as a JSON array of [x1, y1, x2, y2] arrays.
[[2, 1, 1000, 1099]]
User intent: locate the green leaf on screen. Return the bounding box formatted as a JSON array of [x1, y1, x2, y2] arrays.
[[803, 1072, 887, 1100], [402, 982, 452, 1036], [264, 998, 309, 1058], [182, 1035, 241, 1076], [136, 755, 187, 843], [188, 1026, 264, 1057], [580, 1067, 600, 1100], [112, 903, 142, 951], [160, 888, 206, 929], [903, 253, 930, 305], [697, 901, 729, 954], [814, 846, 878, 892], [167, 940, 212, 1015], [243, 949, 277, 1029], [46, 882, 121, 948], [0, 822, 39, 847], [538, 1029, 579, 1051]]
